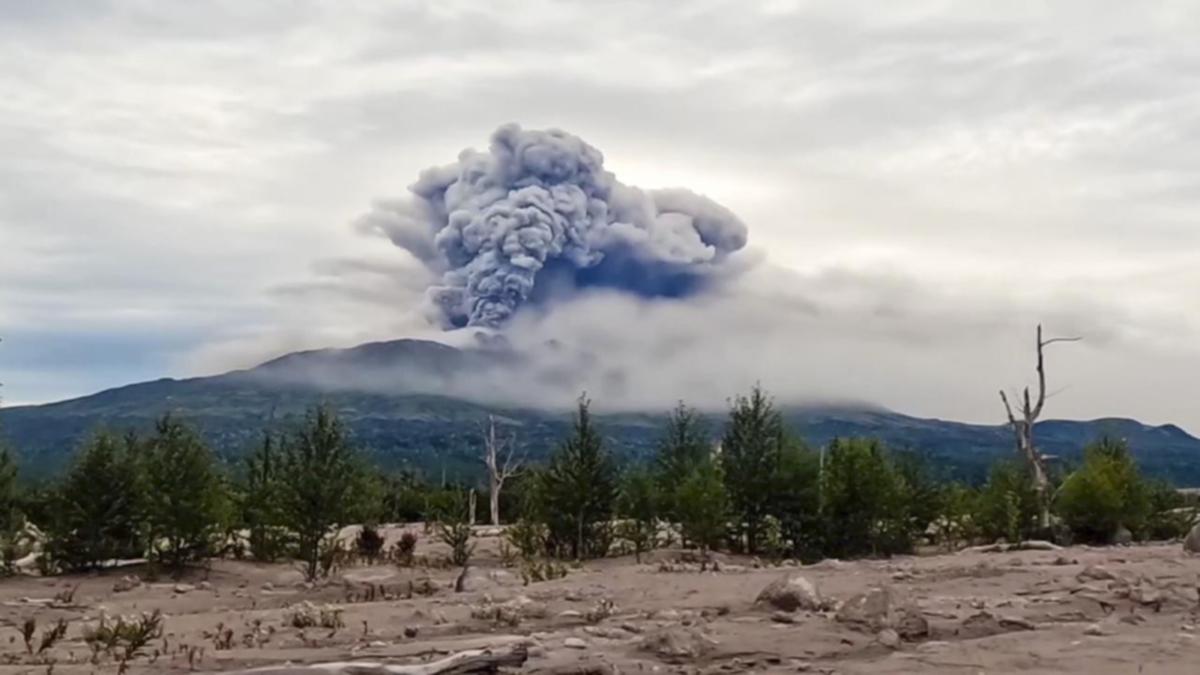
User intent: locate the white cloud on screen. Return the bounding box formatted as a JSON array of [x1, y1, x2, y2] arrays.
[[1, 0, 1198, 431]]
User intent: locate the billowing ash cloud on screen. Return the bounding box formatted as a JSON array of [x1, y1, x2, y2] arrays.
[[357, 124, 750, 328]]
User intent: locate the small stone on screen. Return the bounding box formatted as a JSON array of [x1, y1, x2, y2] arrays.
[[563, 637, 588, 649], [261, 582, 275, 591], [173, 583, 194, 594], [1077, 565, 1117, 582], [1084, 623, 1112, 637], [558, 610, 584, 619], [403, 626, 419, 638], [771, 612, 797, 624], [197, 581, 213, 591], [877, 629, 900, 649]]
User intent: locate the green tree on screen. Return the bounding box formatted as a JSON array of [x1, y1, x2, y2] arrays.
[[143, 415, 229, 572], [616, 467, 659, 561], [1056, 437, 1150, 543], [0, 445, 23, 572], [540, 396, 618, 559], [676, 457, 728, 565], [0, 445, 17, 535], [240, 433, 289, 562], [43, 432, 143, 572], [820, 438, 910, 558], [974, 459, 1041, 543], [655, 402, 710, 520], [771, 438, 821, 560], [278, 406, 363, 581], [720, 385, 785, 553]]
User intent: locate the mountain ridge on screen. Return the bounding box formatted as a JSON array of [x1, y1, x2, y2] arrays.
[[3, 338, 1199, 484]]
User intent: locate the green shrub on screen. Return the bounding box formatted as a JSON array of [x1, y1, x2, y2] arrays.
[[1056, 437, 1150, 543]]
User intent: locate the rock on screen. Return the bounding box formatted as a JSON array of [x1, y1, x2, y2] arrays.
[[835, 585, 928, 640], [113, 575, 141, 593], [173, 583, 194, 594], [456, 567, 518, 593], [877, 629, 900, 649], [998, 616, 1036, 631], [637, 627, 717, 662], [563, 637, 588, 649], [261, 582, 275, 591], [1077, 565, 1117, 582], [1084, 623, 1113, 637], [403, 626, 419, 638], [1184, 524, 1200, 553], [771, 612, 797, 624], [755, 573, 824, 612], [1112, 525, 1133, 545], [558, 610, 584, 620], [197, 581, 213, 591]]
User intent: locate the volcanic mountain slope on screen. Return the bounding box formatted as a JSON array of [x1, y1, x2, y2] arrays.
[[2, 339, 1199, 484]]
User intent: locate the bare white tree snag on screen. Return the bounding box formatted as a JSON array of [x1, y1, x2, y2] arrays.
[[999, 324, 1081, 531], [481, 415, 523, 527]]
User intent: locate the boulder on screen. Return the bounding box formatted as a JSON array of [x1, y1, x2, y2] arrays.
[[755, 573, 824, 612], [637, 627, 717, 662], [835, 585, 929, 640], [1112, 525, 1133, 546], [1184, 523, 1200, 553]]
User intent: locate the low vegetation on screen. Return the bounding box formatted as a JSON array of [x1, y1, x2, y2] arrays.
[[0, 383, 1192, 581]]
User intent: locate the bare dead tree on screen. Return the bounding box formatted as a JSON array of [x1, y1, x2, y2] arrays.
[[481, 415, 523, 527], [999, 324, 1080, 531]]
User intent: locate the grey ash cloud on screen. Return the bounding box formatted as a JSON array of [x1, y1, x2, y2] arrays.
[[356, 124, 749, 328]]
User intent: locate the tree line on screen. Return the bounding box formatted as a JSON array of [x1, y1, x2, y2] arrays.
[[0, 385, 1192, 579]]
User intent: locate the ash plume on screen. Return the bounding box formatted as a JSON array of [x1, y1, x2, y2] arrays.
[[357, 124, 750, 328]]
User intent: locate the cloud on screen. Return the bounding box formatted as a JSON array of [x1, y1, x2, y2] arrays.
[[0, 1, 1196, 432]]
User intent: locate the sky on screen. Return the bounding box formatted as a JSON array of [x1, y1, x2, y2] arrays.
[[1, 1, 1198, 431]]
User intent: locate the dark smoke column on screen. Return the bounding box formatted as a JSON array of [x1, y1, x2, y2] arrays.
[[357, 124, 749, 328]]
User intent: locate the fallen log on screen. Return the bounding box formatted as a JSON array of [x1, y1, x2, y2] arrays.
[[961, 540, 1062, 554], [225, 645, 528, 675]]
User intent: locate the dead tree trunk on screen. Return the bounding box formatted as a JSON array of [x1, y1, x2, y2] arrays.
[[999, 324, 1080, 533], [481, 415, 522, 527]]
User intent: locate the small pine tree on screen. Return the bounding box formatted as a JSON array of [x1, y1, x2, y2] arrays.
[[278, 406, 363, 581], [0, 445, 18, 535], [241, 433, 289, 561], [0, 445, 22, 573], [654, 402, 710, 520], [616, 467, 659, 561], [820, 438, 910, 558], [974, 459, 1041, 544], [540, 396, 618, 560], [770, 438, 821, 560], [143, 415, 229, 572], [43, 432, 143, 572], [720, 385, 785, 554], [676, 458, 728, 565]]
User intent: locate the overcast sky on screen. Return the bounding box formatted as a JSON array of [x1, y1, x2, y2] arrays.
[[1, 1, 1198, 431]]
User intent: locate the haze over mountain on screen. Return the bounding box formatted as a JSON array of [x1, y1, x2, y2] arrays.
[[3, 338, 1198, 486]]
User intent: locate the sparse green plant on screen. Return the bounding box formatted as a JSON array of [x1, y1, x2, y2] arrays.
[[675, 457, 728, 568], [82, 610, 164, 674], [356, 523, 386, 564], [387, 531, 418, 567], [436, 513, 475, 568]]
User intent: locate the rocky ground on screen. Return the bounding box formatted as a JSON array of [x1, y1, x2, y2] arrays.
[[2, 529, 1200, 674]]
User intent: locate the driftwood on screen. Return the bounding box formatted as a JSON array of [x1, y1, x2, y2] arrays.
[[962, 540, 1062, 554], [226, 645, 528, 675]]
